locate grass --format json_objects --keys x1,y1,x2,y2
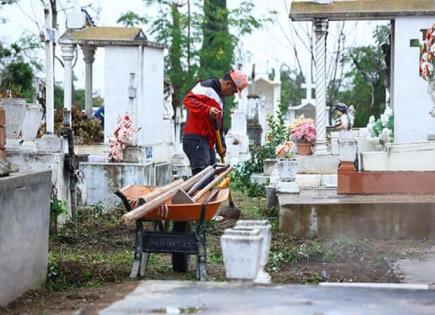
[{"x1": 44, "y1": 189, "x2": 404, "y2": 292}]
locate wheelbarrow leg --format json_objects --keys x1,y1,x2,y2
[
  {"x1": 130, "y1": 219, "x2": 144, "y2": 279},
  {"x1": 197, "y1": 228, "x2": 208, "y2": 281},
  {"x1": 138, "y1": 221, "x2": 159, "y2": 277}
]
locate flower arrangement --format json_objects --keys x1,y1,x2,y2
[
  {"x1": 275, "y1": 140, "x2": 296, "y2": 159},
  {"x1": 366, "y1": 106, "x2": 394, "y2": 149},
  {"x1": 420, "y1": 24, "x2": 435, "y2": 81},
  {"x1": 289, "y1": 115, "x2": 316, "y2": 143},
  {"x1": 108, "y1": 113, "x2": 135, "y2": 161}
]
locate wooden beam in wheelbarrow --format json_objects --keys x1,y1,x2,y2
[
  {"x1": 171, "y1": 167, "x2": 216, "y2": 204},
  {"x1": 172, "y1": 165, "x2": 229, "y2": 204},
  {"x1": 193, "y1": 167, "x2": 233, "y2": 202},
  {"x1": 120, "y1": 166, "x2": 214, "y2": 224},
  {"x1": 117, "y1": 179, "x2": 184, "y2": 207}
]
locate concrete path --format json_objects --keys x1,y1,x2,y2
[
  {"x1": 100, "y1": 281, "x2": 435, "y2": 315},
  {"x1": 394, "y1": 246, "x2": 435, "y2": 284}
]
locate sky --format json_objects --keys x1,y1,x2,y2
[{"x1": 0, "y1": 0, "x2": 383, "y2": 96}]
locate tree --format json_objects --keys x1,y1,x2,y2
[
  {"x1": 279, "y1": 66, "x2": 305, "y2": 115},
  {"x1": 199, "y1": 0, "x2": 233, "y2": 79},
  {"x1": 334, "y1": 24, "x2": 391, "y2": 127},
  {"x1": 1, "y1": 61, "x2": 33, "y2": 98},
  {"x1": 116, "y1": 11, "x2": 148, "y2": 27},
  {"x1": 118, "y1": 0, "x2": 268, "y2": 129}
]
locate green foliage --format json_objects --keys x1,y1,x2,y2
[
  {"x1": 332, "y1": 24, "x2": 391, "y2": 127},
  {"x1": 199, "y1": 0, "x2": 234, "y2": 79},
  {"x1": 0, "y1": 61, "x2": 34, "y2": 101},
  {"x1": 91, "y1": 202, "x2": 105, "y2": 220},
  {"x1": 232, "y1": 112, "x2": 289, "y2": 197},
  {"x1": 50, "y1": 197, "x2": 68, "y2": 223},
  {"x1": 118, "y1": 0, "x2": 269, "y2": 129},
  {"x1": 116, "y1": 11, "x2": 148, "y2": 26}
]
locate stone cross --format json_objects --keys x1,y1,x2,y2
[{"x1": 301, "y1": 62, "x2": 315, "y2": 106}]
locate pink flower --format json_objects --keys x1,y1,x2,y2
[
  {"x1": 290, "y1": 119, "x2": 316, "y2": 143},
  {"x1": 275, "y1": 141, "x2": 295, "y2": 158},
  {"x1": 108, "y1": 112, "x2": 137, "y2": 161}
]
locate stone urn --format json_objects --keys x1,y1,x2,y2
[
  {"x1": 0, "y1": 98, "x2": 27, "y2": 139},
  {"x1": 220, "y1": 228, "x2": 263, "y2": 280},
  {"x1": 277, "y1": 159, "x2": 297, "y2": 182},
  {"x1": 297, "y1": 142, "x2": 312, "y2": 155},
  {"x1": 263, "y1": 158, "x2": 278, "y2": 176},
  {"x1": 235, "y1": 220, "x2": 272, "y2": 284},
  {"x1": 338, "y1": 139, "x2": 358, "y2": 162}
]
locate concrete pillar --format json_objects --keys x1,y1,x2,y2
[
  {"x1": 314, "y1": 18, "x2": 329, "y2": 155},
  {"x1": 44, "y1": 4, "x2": 55, "y2": 133},
  {"x1": 0, "y1": 107, "x2": 5, "y2": 160},
  {"x1": 61, "y1": 44, "x2": 76, "y2": 127},
  {"x1": 82, "y1": 45, "x2": 96, "y2": 118}
]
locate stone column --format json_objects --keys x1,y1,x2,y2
[
  {"x1": 82, "y1": 45, "x2": 96, "y2": 118},
  {"x1": 44, "y1": 4, "x2": 55, "y2": 133},
  {"x1": 314, "y1": 18, "x2": 329, "y2": 155},
  {"x1": 61, "y1": 44, "x2": 76, "y2": 126}
]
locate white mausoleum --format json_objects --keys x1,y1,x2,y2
[{"x1": 291, "y1": 0, "x2": 435, "y2": 143}]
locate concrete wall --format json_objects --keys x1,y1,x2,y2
[
  {"x1": 279, "y1": 202, "x2": 435, "y2": 240},
  {"x1": 80, "y1": 161, "x2": 156, "y2": 207},
  {"x1": 6, "y1": 151, "x2": 69, "y2": 204},
  {"x1": 393, "y1": 17, "x2": 435, "y2": 142},
  {"x1": 0, "y1": 171, "x2": 51, "y2": 306}
]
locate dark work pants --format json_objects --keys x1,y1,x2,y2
[{"x1": 182, "y1": 134, "x2": 216, "y2": 175}]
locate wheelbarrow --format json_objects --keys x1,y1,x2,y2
[{"x1": 115, "y1": 185, "x2": 229, "y2": 281}]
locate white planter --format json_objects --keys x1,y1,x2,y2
[
  {"x1": 0, "y1": 98, "x2": 27, "y2": 139},
  {"x1": 263, "y1": 158, "x2": 278, "y2": 176},
  {"x1": 235, "y1": 220, "x2": 272, "y2": 284},
  {"x1": 220, "y1": 228, "x2": 263, "y2": 280},
  {"x1": 277, "y1": 159, "x2": 297, "y2": 182},
  {"x1": 22, "y1": 104, "x2": 43, "y2": 140},
  {"x1": 338, "y1": 139, "x2": 358, "y2": 162}
]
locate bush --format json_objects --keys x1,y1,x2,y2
[{"x1": 232, "y1": 112, "x2": 289, "y2": 197}]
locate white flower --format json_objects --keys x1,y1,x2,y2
[
  {"x1": 368, "y1": 116, "x2": 375, "y2": 124},
  {"x1": 381, "y1": 114, "x2": 388, "y2": 127},
  {"x1": 379, "y1": 128, "x2": 391, "y2": 143},
  {"x1": 422, "y1": 52, "x2": 429, "y2": 62},
  {"x1": 368, "y1": 136, "x2": 380, "y2": 146},
  {"x1": 384, "y1": 106, "x2": 393, "y2": 117}
]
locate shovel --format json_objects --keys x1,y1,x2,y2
[{"x1": 213, "y1": 118, "x2": 240, "y2": 219}]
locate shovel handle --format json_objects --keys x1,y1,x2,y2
[{"x1": 213, "y1": 118, "x2": 225, "y2": 163}]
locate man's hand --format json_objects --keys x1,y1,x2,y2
[{"x1": 208, "y1": 107, "x2": 221, "y2": 119}]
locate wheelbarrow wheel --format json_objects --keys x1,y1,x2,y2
[{"x1": 172, "y1": 221, "x2": 191, "y2": 272}]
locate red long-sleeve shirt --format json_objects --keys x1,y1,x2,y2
[{"x1": 183, "y1": 78, "x2": 224, "y2": 148}]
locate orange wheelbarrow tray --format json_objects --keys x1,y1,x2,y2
[
  {"x1": 115, "y1": 184, "x2": 229, "y2": 221},
  {"x1": 146, "y1": 188, "x2": 229, "y2": 221}
]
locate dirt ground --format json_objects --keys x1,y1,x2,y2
[{"x1": 1, "y1": 192, "x2": 433, "y2": 315}]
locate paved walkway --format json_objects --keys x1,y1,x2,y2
[
  {"x1": 100, "y1": 281, "x2": 435, "y2": 315},
  {"x1": 394, "y1": 246, "x2": 435, "y2": 284}
]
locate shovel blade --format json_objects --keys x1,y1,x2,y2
[{"x1": 172, "y1": 189, "x2": 195, "y2": 204}]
